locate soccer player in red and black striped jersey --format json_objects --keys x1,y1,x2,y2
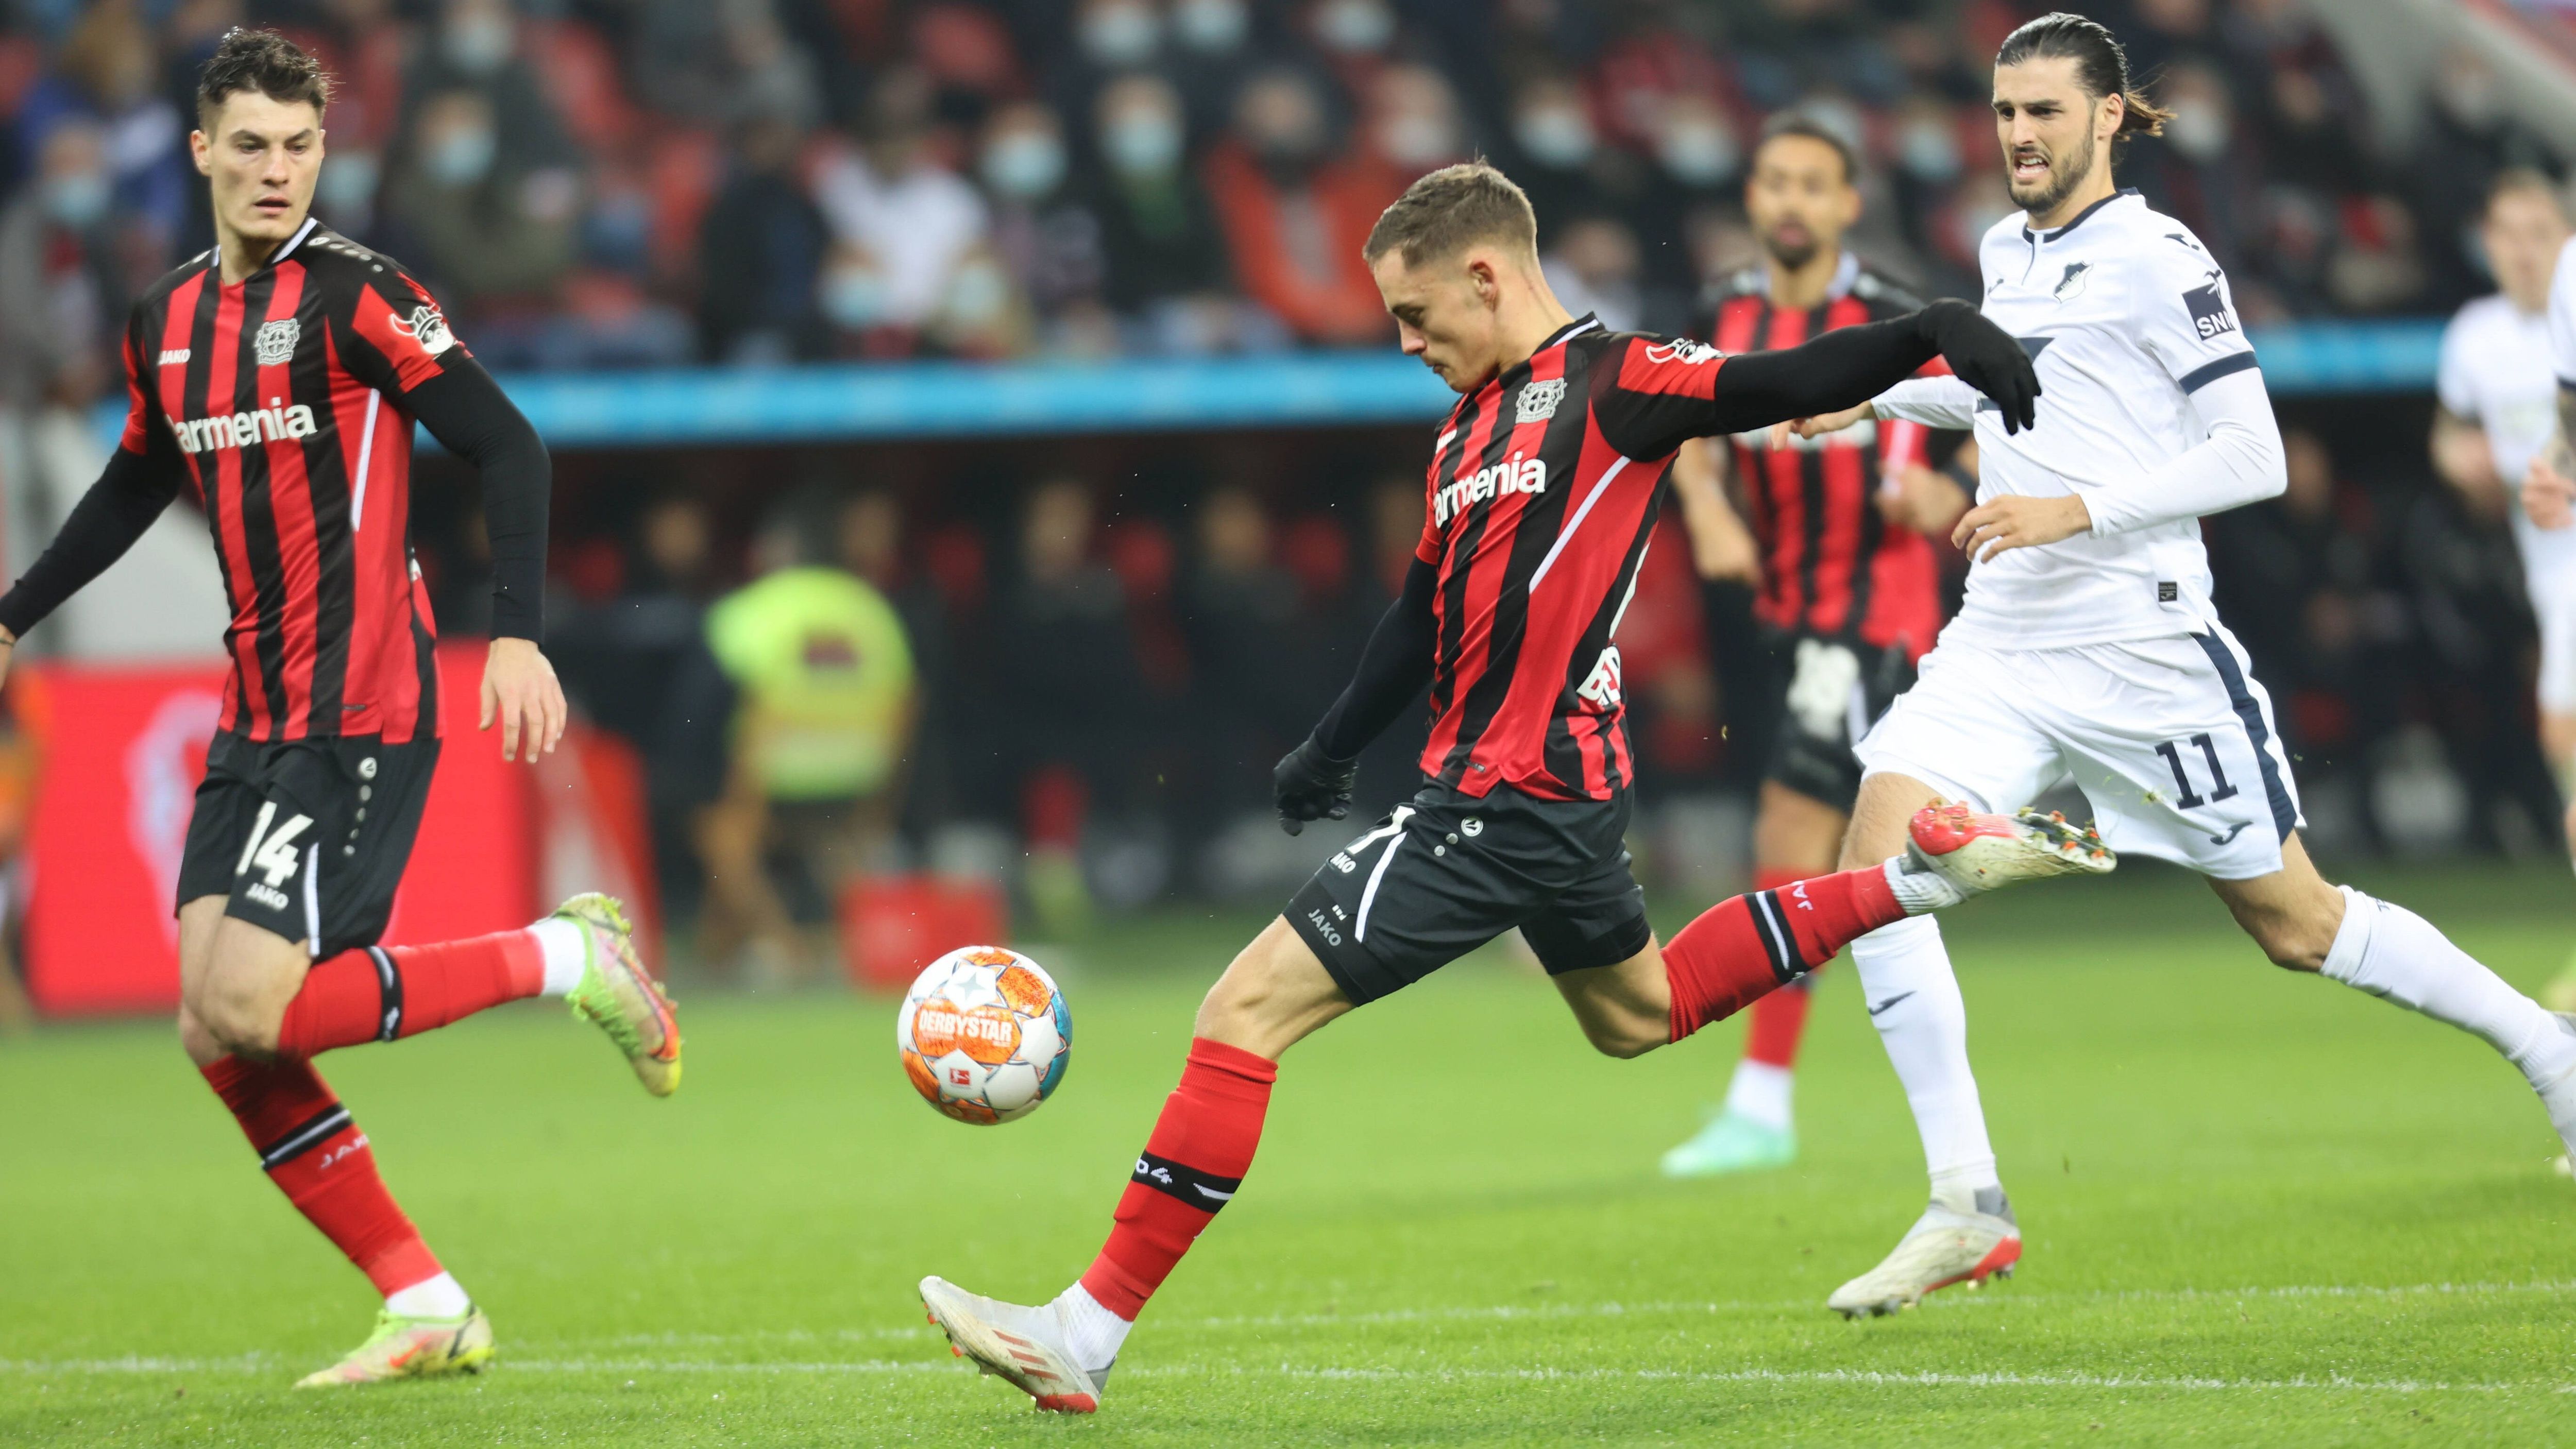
[
  {"x1": 917, "y1": 162, "x2": 2108, "y2": 1414},
  {"x1": 1660, "y1": 117, "x2": 1980, "y2": 1181},
  {"x1": 0, "y1": 30, "x2": 680, "y2": 1387}
]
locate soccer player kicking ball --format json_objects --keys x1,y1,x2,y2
[
  {"x1": 0, "y1": 30, "x2": 680, "y2": 1385},
  {"x1": 1780, "y1": 12, "x2": 2576, "y2": 1318},
  {"x1": 919, "y1": 161, "x2": 2108, "y2": 1414},
  {"x1": 1659, "y1": 115, "x2": 1973, "y2": 1179}
]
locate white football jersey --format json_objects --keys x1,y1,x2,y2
[
  {"x1": 2549, "y1": 233, "x2": 2576, "y2": 390},
  {"x1": 2440, "y1": 288, "x2": 2574, "y2": 589},
  {"x1": 1885, "y1": 189, "x2": 2259, "y2": 650}
]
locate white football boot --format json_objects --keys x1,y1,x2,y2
[
  {"x1": 1902, "y1": 802, "x2": 2114, "y2": 901},
  {"x1": 920, "y1": 1276, "x2": 1108, "y2": 1413},
  {"x1": 1826, "y1": 1187, "x2": 2022, "y2": 1319}
]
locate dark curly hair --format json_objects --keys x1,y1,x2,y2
[{"x1": 195, "y1": 27, "x2": 331, "y2": 129}]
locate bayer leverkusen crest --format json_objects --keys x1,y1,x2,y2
[{"x1": 253, "y1": 319, "x2": 300, "y2": 367}]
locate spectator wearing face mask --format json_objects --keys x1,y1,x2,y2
[
  {"x1": 1630, "y1": 91, "x2": 1746, "y2": 294},
  {"x1": 1364, "y1": 64, "x2": 1469, "y2": 177},
  {"x1": 1201, "y1": 66, "x2": 1398, "y2": 345},
  {"x1": 1090, "y1": 74, "x2": 1230, "y2": 321},
  {"x1": 2125, "y1": 61, "x2": 2253, "y2": 282},
  {"x1": 0, "y1": 119, "x2": 122, "y2": 411},
  {"x1": 811, "y1": 68, "x2": 992, "y2": 352},
  {"x1": 386, "y1": 88, "x2": 580, "y2": 318},
  {"x1": 401, "y1": 0, "x2": 579, "y2": 178},
  {"x1": 698, "y1": 112, "x2": 831, "y2": 363},
  {"x1": 16, "y1": 2, "x2": 188, "y2": 257},
  {"x1": 1503, "y1": 75, "x2": 1618, "y2": 250},
  {"x1": 980, "y1": 100, "x2": 1109, "y2": 337},
  {"x1": 281, "y1": 0, "x2": 413, "y2": 240}
]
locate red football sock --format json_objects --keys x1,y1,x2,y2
[
  {"x1": 1077, "y1": 1037, "x2": 1276, "y2": 1321},
  {"x1": 274, "y1": 931, "x2": 545, "y2": 1057},
  {"x1": 1666, "y1": 864, "x2": 1904, "y2": 1042},
  {"x1": 201, "y1": 1055, "x2": 440, "y2": 1296},
  {"x1": 1741, "y1": 868, "x2": 1820, "y2": 1068}
]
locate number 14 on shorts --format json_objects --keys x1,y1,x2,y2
[
  {"x1": 235, "y1": 800, "x2": 316, "y2": 889},
  {"x1": 2153, "y1": 732, "x2": 2238, "y2": 810}
]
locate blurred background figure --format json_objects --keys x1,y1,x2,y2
[{"x1": 696, "y1": 497, "x2": 917, "y2": 986}]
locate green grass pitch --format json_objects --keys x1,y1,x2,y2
[{"x1": 7, "y1": 860, "x2": 2576, "y2": 1445}]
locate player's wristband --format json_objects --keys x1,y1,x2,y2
[{"x1": 1938, "y1": 458, "x2": 1977, "y2": 500}]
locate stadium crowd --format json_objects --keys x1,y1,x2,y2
[
  {"x1": 2, "y1": 1, "x2": 2572, "y2": 974},
  {"x1": 0, "y1": 0, "x2": 2562, "y2": 379}
]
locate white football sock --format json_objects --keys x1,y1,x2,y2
[
  {"x1": 2320, "y1": 887, "x2": 2576, "y2": 1088},
  {"x1": 1850, "y1": 914, "x2": 2000, "y2": 1214},
  {"x1": 384, "y1": 1271, "x2": 471, "y2": 1319},
  {"x1": 1721, "y1": 1060, "x2": 1794, "y2": 1132},
  {"x1": 529, "y1": 918, "x2": 589, "y2": 998},
  {"x1": 1050, "y1": 1282, "x2": 1131, "y2": 1374},
  {"x1": 1883, "y1": 856, "x2": 1963, "y2": 913}
]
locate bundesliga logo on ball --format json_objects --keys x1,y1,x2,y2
[{"x1": 897, "y1": 947, "x2": 1072, "y2": 1124}]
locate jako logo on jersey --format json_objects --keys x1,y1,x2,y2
[
  {"x1": 1434, "y1": 454, "x2": 1548, "y2": 525},
  {"x1": 253, "y1": 318, "x2": 300, "y2": 366},
  {"x1": 1641, "y1": 338, "x2": 1720, "y2": 366},
  {"x1": 157, "y1": 348, "x2": 191, "y2": 367},
  {"x1": 1515, "y1": 377, "x2": 1566, "y2": 423},
  {"x1": 168, "y1": 399, "x2": 318, "y2": 453},
  {"x1": 391, "y1": 303, "x2": 456, "y2": 355}
]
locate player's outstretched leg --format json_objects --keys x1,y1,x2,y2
[
  {"x1": 260, "y1": 893, "x2": 680, "y2": 1094},
  {"x1": 923, "y1": 920, "x2": 1326, "y2": 1414},
  {"x1": 1667, "y1": 870, "x2": 1813, "y2": 1179}
]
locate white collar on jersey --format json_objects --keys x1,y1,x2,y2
[
  {"x1": 2021, "y1": 186, "x2": 2141, "y2": 244},
  {"x1": 209, "y1": 215, "x2": 319, "y2": 277},
  {"x1": 1535, "y1": 313, "x2": 1604, "y2": 352}
]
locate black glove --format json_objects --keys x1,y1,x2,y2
[
  {"x1": 1273, "y1": 737, "x2": 1358, "y2": 837},
  {"x1": 1915, "y1": 299, "x2": 2040, "y2": 436}
]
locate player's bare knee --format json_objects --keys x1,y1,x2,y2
[
  {"x1": 196, "y1": 987, "x2": 282, "y2": 1059},
  {"x1": 1583, "y1": 1016, "x2": 1665, "y2": 1060}
]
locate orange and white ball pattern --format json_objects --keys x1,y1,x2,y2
[{"x1": 897, "y1": 946, "x2": 1071, "y2": 1124}]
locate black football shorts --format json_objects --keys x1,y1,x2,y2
[
  {"x1": 176, "y1": 731, "x2": 441, "y2": 957},
  {"x1": 1764, "y1": 635, "x2": 1918, "y2": 814},
  {"x1": 1285, "y1": 780, "x2": 1652, "y2": 1006}
]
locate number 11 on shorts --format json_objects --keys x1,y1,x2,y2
[{"x1": 2153, "y1": 733, "x2": 2239, "y2": 811}]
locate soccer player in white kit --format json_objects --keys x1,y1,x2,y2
[
  {"x1": 1787, "y1": 12, "x2": 2576, "y2": 1317},
  {"x1": 2433, "y1": 173, "x2": 2576, "y2": 1007}
]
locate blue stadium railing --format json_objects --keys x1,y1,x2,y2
[{"x1": 92, "y1": 318, "x2": 2444, "y2": 452}]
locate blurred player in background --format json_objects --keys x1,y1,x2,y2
[
  {"x1": 2431, "y1": 173, "x2": 2576, "y2": 1005},
  {"x1": 1661, "y1": 115, "x2": 1974, "y2": 1178},
  {"x1": 1793, "y1": 12, "x2": 2576, "y2": 1317},
  {"x1": 915, "y1": 161, "x2": 2095, "y2": 1415},
  {"x1": 0, "y1": 31, "x2": 680, "y2": 1386}
]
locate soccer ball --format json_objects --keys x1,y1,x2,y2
[{"x1": 897, "y1": 946, "x2": 1071, "y2": 1124}]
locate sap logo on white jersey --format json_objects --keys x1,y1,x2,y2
[
  {"x1": 1434, "y1": 454, "x2": 1548, "y2": 526},
  {"x1": 1515, "y1": 377, "x2": 1566, "y2": 423},
  {"x1": 1575, "y1": 646, "x2": 1623, "y2": 708},
  {"x1": 157, "y1": 348, "x2": 191, "y2": 367},
  {"x1": 391, "y1": 303, "x2": 456, "y2": 355},
  {"x1": 168, "y1": 399, "x2": 319, "y2": 454},
  {"x1": 1642, "y1": 338, "x2": 1720, "y2": 366},
  {"x1": 2183, "y1": 281, "x2": 2238, "y2": 340}
]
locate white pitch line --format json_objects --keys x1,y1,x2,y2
[{"x1": 0, "y1": 1356, "x2": 2556, "y2": 1397}]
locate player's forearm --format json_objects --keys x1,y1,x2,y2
[
  {"x1": 1311, "y1": 557, "x2": 1437, "y2": 760},
  {"x1": 0, "y1": 445, "x2": 183, "y2": 639},
  {"x1": 1872, "y1": 376, "x2": 1981, "y2": 430},
  {"x1": 1700, "y1": 315, "x2": 1941, "y2": 435},
  {"x1": 2083, "y1": 370, "x2": 2285, "y2": 537},
  {"x1": 406, "y1": 356, "x2": 550, "y2": 641}
]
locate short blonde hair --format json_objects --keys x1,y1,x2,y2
[{"x1": 1362, "y1": 161, "x2": 1538, "y2": 268}]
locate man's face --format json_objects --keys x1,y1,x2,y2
[
  {"x1": 2484, "y1": 187, "x2": 2571, "y2": 313},
  {"x1": 1371, "y1": 248, "x2": 1503, "y2": 394},
  {"x1": 192, "y1": 91, "x2": 324, "y2": 249},
  {"x1": 1745, "y1": 134, "x2": 1859, "y2": 270},
  {"x1": 1992, "y1": 57, "x2": 2108, "y2": 217}
]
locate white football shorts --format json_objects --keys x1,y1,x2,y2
[
  {"x1": 2527, "y1": 570, "x2": 2576, "y2": 715},
  {"x1": 1854, "y1": 625, "x2": 2303, "y2": 880}
]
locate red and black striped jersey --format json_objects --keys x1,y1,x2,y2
[
  {"x1": 1707, "y1": 258, "x2": 1945, "y2": 659},
  {"x1": 1412, "y1": 315, "x2": 1773, "y2": 802},
  {"x1": 118, "y1": 218, "x2": 464, "y2": 744}
]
